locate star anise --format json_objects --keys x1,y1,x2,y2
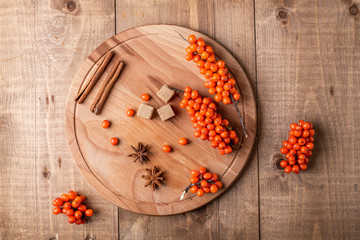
[
  {"x1": 142, "y1": 166, "x2": 164, "y2": 191},
  {"x1": 127, "y1": 142, "x2": 150, "y2": 165}
]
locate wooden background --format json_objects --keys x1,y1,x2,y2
[{"x1": 0, "y1": 0, "x2": 359, "y2": 239}]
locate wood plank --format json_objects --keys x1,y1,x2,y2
[
  {"x1": 0, "y1": 0, "x2": 118, "y2": 239},
  {"x1": 116, "y1": 0, "x2": 258, "y2": 238},
  {"x1": 256, "y1": 0, "x2": 360, "y2": 239}
]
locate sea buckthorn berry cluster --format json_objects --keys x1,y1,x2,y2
[
  {"x1": 52, "y1": 190, "x2": 94, "y2": 225},
  {"x1": 187, "y1": 167, "x2": 223, "y2": 197},
  {"x1": 280, "y1": 120, "x2": 315, "y2": 174},
  {"x1": 179, "y1": 87, "x2": 239, "y2": 154},
  {"x1": 185, "y1": 35, "x2": 241, "y2": 104}
]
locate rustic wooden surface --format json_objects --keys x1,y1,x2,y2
[
  {"x1": 65, "y1": 25, "x2": 256, "y2": 215},
  {"x1": 0, "y1": 0, "x2": 359, "y2": 239}
]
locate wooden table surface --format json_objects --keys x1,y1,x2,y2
[{"x1": 1, "y1": 0, "x2": 359, "y2": 239}]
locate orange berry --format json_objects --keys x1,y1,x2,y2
[
  {"x1": 53, "y1": 207, "x2": 61, "y2": 215},
  {"x1": 185, "y1": 53, "x2": 193, "y2": 61},
  {"x1": 74, "y1": 211, "x2": 82, "y2": 219},
  {"x1": 85, "y1": 209, "x2": 93, "y2": 217},
  {"x1": 214, "y1": 93, "x2": 222, "y2": 102},
  {"x1": 199, "y1": 166, "x2": 206, "y2": 174},
  {"x1": 68, "y1": 216, "x2": 76, "y2": 224},
  {"x1": 190, "y1": 185, "x2": 198, "y2": 193},
  {"x1": 66, "y1": 208, "x2": 74, "y2": 216},
  {"x1": 197, "y1": 188, "x2": 204, "y2": 197},
  {"x1": 201, "y1": 51, "x2": 209, "y2": 60},
  {"x1": 189, "y1": 43, "x2": 197, "y2": 52},
  {"x1": 126, "y1": 109, "x2": 135, "y2": 117},
  {"x1": 196, "y1": 46, "x2": 204, "y2": 53},
  {"x1": 197, "y1": 38, "x2": 205, "y2": 46},
  {"x1": 191, "y1": 169, "x2": 199, "y2": 177},
  {"x1": 207, "y1": 54, "x2": 216, "y2": 62},
  {"x1": 216, "y1": 60, "x2": 225, "y2": 68},
  {"x1": 162, "y1": 145, "x2": 172, "y2": 153},
  {"x1": 200, "y1": 180, "x2": 209, "y2": 188},
  {"x1": 193, "y1": 54, "x2": 201, "y2": 62},
  {"x1": 78, "y1": 204, "x2": 87, "y2": 212},
  {"x1": 205, "y1": 45, "x2": 213, "y2": 54},
  {"x1": 203, "y1": 172, "x2": 212, "y2": 180},
  {"x1": 233, "y1": 93, "x2": 240, "y2": 101},
  {"x1": 141, "y1": 93, "x2": 150, "y2": 101},
  {"x1": 52, "y1": 198, "x2": 63, "y2": 207},
  {"x1": 110, "y1": 137, "x2": 118, "y2": 146},
  {"x1": 215, "y1": 181, "x2": 223, "y2": 189},
  {"x1": 210, "y1": 184, "x2": 218, "y2": 193},
  {"x1": 63, "y1": 202, "x2": 71, "y2": 209},
  {"x1": 190, "y1": 176, "x2": 199, "y2": 184},
  {"x1": 188, "y1": 35, "x2": 196, "y2": 43},
  {"x1": 102, "y1": 120, "x2": 110, "y2": 128},
  {"x1": 178, "y1": 138, "x2": 188, "y2": 145},
  {"x1": 203, "y1": 187, "x2": 210, "y2": 193},
  {"x1": 211, "y1": 173, "x2": 218, "y2": 181},
  {"x1": 61, "y1": 194, "x2": 70, "y2": 202}
]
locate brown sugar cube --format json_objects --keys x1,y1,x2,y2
[
  {"x1": 156, "y1": 84, "x2": 175, "y2": 103},
  {"x1": 137, "y1": 103, "x2": 154, "y2": 119},
  {"x1": 157, "y1": 104, "x2": 175, "y2": 121}
]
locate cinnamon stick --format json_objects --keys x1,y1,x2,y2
[
  {"x1": 92, "y1": 61, "x2": 125, "y2": 115},
  {"x1": 74, "y1": 51, "x2": 114, "y2": 103},
  {"x1": 90, "y1": 60, "x2": 121, "y2": 111}
]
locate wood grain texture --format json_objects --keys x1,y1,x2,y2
[
  {"x1": 256, "y1": 0, "x2": 360, "y2": 239},
  {"x1": 65, "y1": 25, "x2": 256, "y2": 215},
  {"x1": 0, "y1": 0, "x2": 118, "y2": 239},
  {"x1": 115, "y1": 0, "x2": 258, "y2": 239}
]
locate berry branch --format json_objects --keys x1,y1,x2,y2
[{"x1": 175, "y1": 31, "x2": 248, "y2": 138}]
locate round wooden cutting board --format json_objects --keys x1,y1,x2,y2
[{"x1": 65, "y1": 25, "x2": 256, "y2": 215}]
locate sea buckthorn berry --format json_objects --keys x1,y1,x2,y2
[
  {"x1": 194, "y1": 131, "x2": 201, "y2": 138},
  {"x1": 300, "y1": 146, "x2": 309, "y2": 154},
  {"x1": 284, "y1": 165, "x2": 292, "y2": 173},
  {"x1": 193, "y1": 54, "x2": 201, "y2": 63},
  {"x1": 197, "y1": 188, "x2": 204, "y2": 197},
  {"x1": 126, "y1": 109, "x2": 135, "y2": 117},
  {"x1": 204, "y1": 61, "x2": 212, "y2": 69},
  {"x1": 290, "y1": 123, "x2": 297, "y2": 130},
  {"x1": 298, "y1": 120, "x2": 305, "y2": 125},
  {"x1": 203, "y1": 172, "x2": 212, "y2": 180},
  {"x1": 110, "y1": 137, "x2": 119, "y2": 146},
  {"x1": 66, "y1": 209, "x2": 74, "y2": 216},
  {"x1": 289, "y1": 149, "x2": 297, "y2": 156},
  {"x1": 201, "y1": 51, "x2": 209, "y2": 60},
  {"x1": 214, "y1": 93, "x2": 222, "y2": 102},
  {"x1": 207, "y1": 54, "x2": 216, "y2": 62},
  {"x1": 68, "y1": 216, "x2": 76, "y2": 224},
  {"x1": 224, "y1": 146, "x2": 232, "y2": 154},
  {"x1": 162, "y1": 145, "x2": 172, "y2": 153},
  {"x1": 223, "y1": 97, "x2": 231, "y2": 105},
  {"x1": 78, "y1": 205, "x2": 87, "y2": 212},
  {"x1": 52, "y1": 198, "x2": 63, "y2": 207},
  {"x1": 297, "y1": 158, "x2": 305, "y2": 165},
  {"x1": 292, "y1": 165, "x2": 300, "y2": 174},
  {"x1": 216, "y1": 60, "x2": 225, "y2": 68},
  {"x1": 197, "y1": 60, "x2": 205, "y2": 68},
  {"x1": 191, "y1": 90, "x2": 199, "y2": 99},
  {"x1": 215, "y1": 181, "x2": 223, "y2": 189},
  {"x1": 53, "y1": 207, "x2": 61, "y2": 215},
  {"x1": 280, "y1": 160, "x2": 288, "y2": 168},
  {"x1": 102, "y1": 120, "x2": 110, "y2": 128},
  {"x1": 185, "y1": 53, "x2": 193, "y2": 61},
  {"x1": 223, "y1": 137, "x2": 231, "y2": 144},
  {"x1": 200, "y1": 67, "x2": 207, "y2": 75},
  {"x1": 68, "y1": 190, "x2": 77, "y2": 200},
  {"x1": 85, "y1": 209, "x2": 93, "y2": 217},
  {"x1": 189, "y1": 43, "x2": 197, "y2": 52},
  {"x1": 300, "y1": 164, "x2": 307, "y2": 171},
  {"x1": 62, "y1": 208, "x2": 67, "y2": 214},
  {"x1": 294, "y1": 130, "x2": 302, "y2": 137},
  {"x1": 141, "y1": 93, "x2": 150, "y2": 101},
  {"x1": 199, "y1": 167, "x2": 206, "y2": 174},
  {"x1": 302, "y1": 130, "x2": 310, "y2": 137},
  {"x1": 280, "y1": 147, "x2": 289, "y2": 154},
  {"x1": 178, "y1": 138, "x2": 188, "y2": 145},
  {"x1": 310, "y1": 129, "x2": 315, "y2": 136},
  {"x1": 203, "y1": 187, "x2": 210, "y2": 193},
  {"x1": 302, "y1": 122, "x2": 311, "y2": 130},
  {"x1": 288, "y1": 136, "x2": 297, "y2": 144},
  {"x1": 233, "y1": 93, "x2": 241, "y2": 101},
  {"x1": 191, "y1": 169, "x2": 199, "y2": 177},
  {"x1": 306, "y1": 142, "x2": 314, "y2": 150},
  {"x1": 63, "y1": 202, "x2": 71, "y2": 209},
  {"x1": 200, "y1": 180, "x2": 208, "y2": 188},
  {"x1": 205, "y1": 45, "x2": 213, "y2": 53},
  {"x1": 196, "y1": 46, "x2": 205, "y2": 54},
  {"x1": 190, "y1": 176, "x2": 199, "y2": 184},
  {"x1": 186, "y1": 46, "x2": 193, "y2": 54},
  {"x1": 197, "y1": 38, "x2": 205, "y2": 46},
  {"x1": 190, "y1": 185, "x2": 198, "y2": 193},
  {"x1": 211, "y1": 173, "x2": 218, "y2": 181},
  {"x1": 298, "y1": 138, "x2": 306, "y2": 145},
  {"x1": 74, "y1": 211, "x2": 82, "y2": 219},
  {"x1": 210, "y1": 184, "x2": 218, "y2": 193},
  {"x1": 188, "y1": 35, "x2": 196, "y2": 43},
  {"x1": 218, "y1": 68, "x2": 227, "y2": 76}
]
